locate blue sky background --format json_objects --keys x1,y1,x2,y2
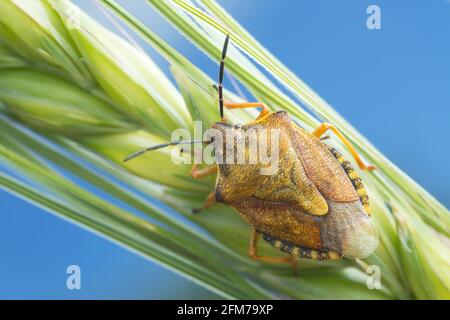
[{"x1": 0, "y1": 0, "x2": 449, "y2": 299}]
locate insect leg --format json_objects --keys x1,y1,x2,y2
[
  {"x1": 249, "y1": 228, "x2": 298, "y2": 275},
  {"x1": 224, "y1": 102, "x2": 270, "y2": 120},
  {"x1": 190, "y1": 164, "x2": 218, "y2": 179},
  {"x1": 192, "y1": 191, "x2": 216, "y2": 214},
  {"x1": 190, "y1": 165, "x2": 218, "y2": 213},
  {"x1": 312, "y1": 122, "x2": 376, "y2": 171}
]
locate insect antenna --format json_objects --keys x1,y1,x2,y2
[
  {"x1": 218, "y1": 34, "x2": 230, "y2": 120},
  {"x1": 123, "y1": 140, "x2": 204, "y2": 162}
]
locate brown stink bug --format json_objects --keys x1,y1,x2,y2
[{"x1": 124, "y1": 35, "x2": 379, "y2": 271}]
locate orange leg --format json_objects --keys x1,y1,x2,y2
[
  {"x1": 193, "y1": 191, "x2": 216, "y2": 214},
  {"x1": 190, "y1": 164, "x2": 218, "y2": 179},
  {"x1": 190, "y1": 165, "x2": 218, "y2": 213},
  {"x1": 249, "y1": 228, "x2": 298, "y2": 275},
  {"x1": 224, "y1": 102, "x2": 270, "y2": 121},
  {"x1": 312, "y1": 122, "x2": 376, "y2": 171}
]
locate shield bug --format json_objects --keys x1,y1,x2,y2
[{"x1": 125, "y1": 35, "x2": 379, "y2": 270}]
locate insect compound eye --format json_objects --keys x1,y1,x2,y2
[
  {"x1": 275, "y1": 110, "x2": 288, "y2": 116},
  {"x1": 234, "y1": 123, "x2": 242, "y2": 129}
]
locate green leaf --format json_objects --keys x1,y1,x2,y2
[{"x1": 0, "y1": 68, "x2": 132, "y2": 135}]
